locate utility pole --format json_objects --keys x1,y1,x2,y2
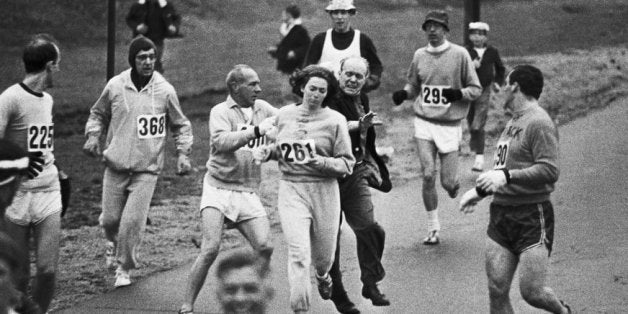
[
  {"x1": 464, "y1": 0, "x2": 481, "y2": 47},
  {"x1": 107, "y1": 0, "x2": 116, "y2": 81}
]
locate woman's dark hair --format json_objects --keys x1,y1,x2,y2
[{"x1": 289, "y1": 65, "x2": 339, "y2": 108}]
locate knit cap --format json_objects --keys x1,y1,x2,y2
[{"x1": 128, "y1": 35, "x2": 157, "y2": 67}]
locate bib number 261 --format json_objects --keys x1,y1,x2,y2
[
  {"x1": 137, "y1": 114, "x2": 166, "y2": 139},
  {"x1": 280, "y1": 140, "x2": 316, "y2": 164}
]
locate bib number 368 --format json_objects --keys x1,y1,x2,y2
[
  {"x1": 27, "y1": 124, "x2": 54, "y2": 152},
  {"x1": 280, "y1": 139, "x2": 316, "y2": 164},
  {"x1": 137, "y1": 114, "x2": 166, "y2": 139}
]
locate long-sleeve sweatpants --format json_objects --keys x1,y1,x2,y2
[{"x1": 277, "y1": 178, "x2": 341, "y2": 312}]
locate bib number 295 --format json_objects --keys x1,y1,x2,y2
[
  {"x1": 280, "y1": 140, "x2": 316, "y2": 164},
  {"x1": 422, "y1": 85, "x2": 450, "y2": 106},
  {"x1": 27, "y1": 124, "x2": 54, "y2": 152},
  {"x1": 137, "y1": 114, "x2": 166, "y2": 139}
]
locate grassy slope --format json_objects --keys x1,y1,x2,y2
[{"x1": 1, "y1": 0, "x2": 627, "y2": 311}]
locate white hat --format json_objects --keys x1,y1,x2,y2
[
  {"x1": 325, "y1": 0, "x2": 356, "y2": 11},
  {"x1": 469, "y1": 21, "x2": 490, "y2": 32}
]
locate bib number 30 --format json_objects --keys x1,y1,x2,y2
[
  {"x1": 280, "y1": 139, "x2": 316, "y2": 164},
  {"x1": 27, "y1": 124, "x2": 54, "y2": 152},
  {"x1": 137, "y1": 114, "x2": 166, "y2": 139},
  {"x1": 493, "y1": 140, "x2": 509, "y2": 169}
]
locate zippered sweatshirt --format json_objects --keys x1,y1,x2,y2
[
  {"x1": 205, "y1": 96, "x2": 278, "y2": 192},
  {"x1": 406, "y1": 40, "x2": 482, "y2": 124},
  {"x1": 85, "y1": 68, "x2": 193, "y2": 174},
  {"x1": 273, "y1": 103, "x2": 355, "y2": 181}
]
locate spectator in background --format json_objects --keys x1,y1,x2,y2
[
  {"x1": 466, "y1": 22, "x2": 505, "y2": 171},
  {"x1": 267, "y1": 4, "x2": 311, "y2": 102},
  {"x1": 216, "y1": 249, "x2": 274, "y2": 314},
  {"x1": 126, "y1": 0, "x2": 182, "y2": 73},
  {"x1": 304, "y1": 0, "x2": 383, "y2": 93}
]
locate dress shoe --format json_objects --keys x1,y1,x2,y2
[
  {"x1": 331, "y1": 293, "x2": 360, "y2": 314},
  {"x1": 361, "y1": 283, "x2": 390, "y2": 306}
]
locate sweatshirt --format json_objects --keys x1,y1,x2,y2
[
  {"x1": 406, "y1": 40, "x2": 482, "y2": 124},
  {"x1": 493, "y1": 105, "x2": 560, "y2": 205},
  {"x1": 273, "y1": 103, "x2": 354, "y2": 181},
  {"x1": 205, "y1": 96, "x2": 278, "y2": 192},
  {"x1": 85, "y1": 68, "x2": 193, "y2": 174}
]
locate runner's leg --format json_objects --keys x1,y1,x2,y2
[
  {"x1": 485, "y1": 237, "x2": 518, "y2": 314},
  {"x1": 32, "y1": 211, "x2": 61, "y2": 313},
  {"x1": 518, "y1": 245, "x2": 569, "y2": 313},
  {"x1": 181, "y1": 207, "x2": 225, "y2": 311}
]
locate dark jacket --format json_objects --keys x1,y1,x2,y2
[
  {"x1": 466, "y1": 45, "x2": 505, "y2": 87},
  {"x1": 126, "y1": 0, "x2": 182, "y2": 44},
  {"x1": 274, "y1": 25, "x2": 310, "y2": 74},
  {"x1": 329, "y1": 93, "x2": 392, "y2": 192}
]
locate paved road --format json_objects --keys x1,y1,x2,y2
[{"x1": 58, "y1": 99, "x2": 628, "y2": 313}]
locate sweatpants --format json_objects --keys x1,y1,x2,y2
[
  {"x1": 99, "y1": 167, "x2": 158, "y2": 270},
  {"x1": 277, "y1": 178, "x2": 341, "y2": 312}
]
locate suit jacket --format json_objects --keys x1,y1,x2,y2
[
  {"x1": 126, "y1": 0, "x2": 182, "y2": 43},
  {"x1": 329, "y1": 93, "x2": 392, "y2": 192}
]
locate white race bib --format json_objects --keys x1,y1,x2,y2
[
  {"x1": 421, "y1": 85, "x2": 451, "y2": 107},
  {"x1": 279, "y1": 139, "x2": 316, "y2": 164},
  {"x1": 237, "y1": 124, "x2": 268, "y2": 152},
  {"x1": 493, "y1": 139, "x2": 510, "y2": 169},
  {"x1": 27, "y1": 123, "x2": 54, "y2": 152},
  {"x1": 137, "y1": 114, "x2": 166, "y2": 139}
]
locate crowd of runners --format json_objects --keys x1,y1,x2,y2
[{"x1": 0, "y1": 0, "x2": 574, "y2": 313}]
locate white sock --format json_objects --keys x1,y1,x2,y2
[
  {"x1": 475, "y1": 154, "x2": 484, "y2": 164},
  {"x1": 427, "y1": 209, "x2": 440, "y2": 232}
]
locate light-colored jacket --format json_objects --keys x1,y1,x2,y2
[
  {"x1": 206, "y1": 96, "x2": 278, "y2": 192},
  {"x1": 85, "y1": 69, "x2": 193, "y2": 174}
]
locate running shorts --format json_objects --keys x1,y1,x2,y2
[
  {"x1": 413, "y1": 116, "x2": 462, "y2": 154},
  {"x1": 5, "y1": 190, "x2": 62, "y2": 226},
  {"x1": 487, "y1": 201, "x2": 555, "y2": 256},
  {"x1": 200, "y1": 182, "x2": 266, "y2": 227}
]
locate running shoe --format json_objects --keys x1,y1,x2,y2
[
  {"x1": 316, "y1": 273, "x2": 333, "y2": 300},
  {"x1": 423, "y1": 230, "x2": 440, "y2": 245},
  {"x1": 105, "y1": 241, "x2": 116, "y2": 270},
  {"x1": 114, "y1": 267, "x2": 131, "y2": 288}
]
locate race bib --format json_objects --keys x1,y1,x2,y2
[
  {"x1": 279, "y1": 139, "x2": 316, "y2": 164},
  {"x1": 421, "y1": 85, "x2": 451, "y2": 107},
  {"x1": 137, "y1": 114, "x2": 166, "y2": 139},
  {"x1": 27, "y1": 123, "x2": 54, "y2": 152},
  {"x1": 493, "y1": 139, "x2": 510, "y2": 169},
  {"x1": 237, "y1": 124, "x2": 268, "y2": 152}
]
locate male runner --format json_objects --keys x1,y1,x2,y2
[
  {"x1": 179, "y1": 64, "x2": 276, "y2": 314},
  {"x1": 0, "y1": 34, "x2": 62, "y2": 313},
  {"x1": 83, "y1": 35, "x2": 193, "y2": 288},
  {"x1": 459, "y1": 65, "x2": 571, "y2": 314},
  {"x1": 392, "y1": 10, "x2": 481, "y2": 244}
]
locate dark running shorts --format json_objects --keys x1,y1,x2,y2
[{"x1": 487, "y1": 201, "x2": 555, "y2": 256}]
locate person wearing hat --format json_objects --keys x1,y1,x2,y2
[
  {"x1": 304, "y1": 0, "x2": 383, "y2": 93},
  {"x1": 466, "y1": 21, "x2": 505, "y2": 172},
  {"x1": 83, "y1": 35, "x2": 193, "y2": 288},
  {"x1": 391, "y1": 10, "x2": 481, "y2": 245},
  {"x1": 126, "y1": 0, "x2": 182, "y2": 73},
  {"x1": 0, "y1": 34, "x2": 63, "y2": 314}
]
